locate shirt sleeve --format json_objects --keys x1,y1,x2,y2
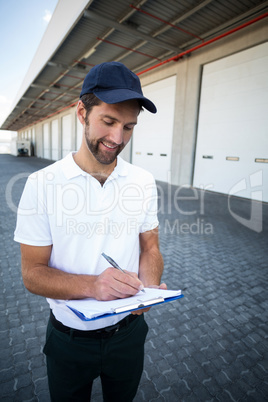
[{"x1": 14, "y1": 172, "x2": 53, "y2": 246}]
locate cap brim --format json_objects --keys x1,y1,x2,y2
[{"x1": 94, "y1": 88, "x2": 157, "y2": 113}]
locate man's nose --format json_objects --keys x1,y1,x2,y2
[{"x1": 110, "y1": 125, "x2": 124, "y2": 145}]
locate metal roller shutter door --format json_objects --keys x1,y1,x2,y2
[
  {"x1": 193, "y1": 42, "x2": 268, "y2": 202},
  {"x1": 132, "y1": 76, "x2": 176, "y2": 182}
]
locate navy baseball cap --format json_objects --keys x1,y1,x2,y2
[{"x1": 80, "y1": 61, "x2": 157, "y2": 113}]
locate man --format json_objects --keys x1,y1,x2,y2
[{"x1": 14, "y1": 61, "x2": 165, "y2": 401}]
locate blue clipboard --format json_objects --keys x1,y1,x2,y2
[{"x1": 67, "y1": 293, "x2": 184, "y2": 321}]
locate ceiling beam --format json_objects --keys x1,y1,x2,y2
[
  {"x1": 180, "y1": 1, "x2": 268, "y2": 49},
  {"x1": 137, "y1": 0, "x2": 214, "y2": 38},
  {"x1": 83, "y1": 9, "x2": 181, "y2": 53}
]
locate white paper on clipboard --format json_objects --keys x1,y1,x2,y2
[{"x1": 66, "y1": 288, "x2": 182, "y2": 321}]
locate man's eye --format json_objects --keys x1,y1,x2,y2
[
  {"x1": 124, "y1": 126, "x2": 133, "y2": 131},
  {"x1": 104, "y1": 120, "x2": 113, "y2": 126}
]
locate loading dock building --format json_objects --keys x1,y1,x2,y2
[{"x1": 1, "y1": 0, "x2": 268, "y2": 201}]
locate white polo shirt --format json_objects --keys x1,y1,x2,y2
[{"x1": 14, "y1": 152, "x2": 159, "y2": 330}]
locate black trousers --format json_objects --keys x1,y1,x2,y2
[{"x1": 43, "y1": 314, "x2": 148, "y2": 402}]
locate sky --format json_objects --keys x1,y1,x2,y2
[{"x1": 0, "y1": 0, "x2": 58, "y2": 147}]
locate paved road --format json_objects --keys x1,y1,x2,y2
[{"x1": 0, "y1": 154, "x2": 267, "y2": 401}]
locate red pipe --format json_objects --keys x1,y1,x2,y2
[
  {"x1": 48, "y1": 91, "x2": 74, "y2": 98},
  {"x1": 28, "y1": 101, "x2": 78, "y2": 127},
  {"x1": 97, "y1": 37, "x2": 162, "y2": 61},
  {"x1": 18, "y1": 12, "x2": 268, "y2": 131},
  {"x1": 130, "y1": 4, "x2": 204, "y2": 42},
  {"x1": 51, "y1": 83, "x2": 75, "y2": 88},
  {"x1": 74, "y1": 60, "x2": 95, "y2": 67},
  {"x1": 59, "y1": 73, "x2": 83, "y2": 80},
  {"x1": 137, "y1": 12, "x2": 268, "y2": 75}
]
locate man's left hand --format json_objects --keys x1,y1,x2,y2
[{"x1": 131, "y1": 282, "x2": 167, "y2": 315}]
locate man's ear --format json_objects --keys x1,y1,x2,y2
[{"x1": 77, "y1": 100, "x2": 86, "y2": 124}]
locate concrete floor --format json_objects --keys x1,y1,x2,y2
[{"x1": 0, "y1": 154, "x2": 267, "y2": 401}]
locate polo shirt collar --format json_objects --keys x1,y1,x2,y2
[
  {"x1": 61, "y1": 152, "x2": 86, "y2": 180},
  {"x1": 111, "y1": 156, "x2": 128, "y2": 178},
  {"x1": 62, "y1": 152, "x2": 128, "y2": 180}
]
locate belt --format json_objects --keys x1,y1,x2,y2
[{"x1": 50, "y1": 310, "x2": 138, "y2": 339}]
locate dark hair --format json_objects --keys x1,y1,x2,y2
[
  {"x1": 81, "y1": 93, "x2": 143, "y2": 120},
  {"x1": 80, "y1": 93, "x2": 102, "y2": 119}
]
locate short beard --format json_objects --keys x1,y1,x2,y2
[{"x1": 84, "y1": 121, "x2": 124, "y2": 165}]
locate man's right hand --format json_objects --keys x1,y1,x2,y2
[
  {"x1": 93, "y1": 268, "x2": 144, "y2": 301},
  {"x1": 21, "y1": 244, "x2": 143, "y2": 301}
]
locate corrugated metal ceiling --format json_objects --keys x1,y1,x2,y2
[{"x1": 1, "y1": 0, "x2": 267, "y2": 131}]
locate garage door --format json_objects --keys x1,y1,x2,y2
[
  {"x1": 193, "y1": 42, "x2": 268, "y2": 202},
  {"x1": 62, "y1": 114, "x2": 72, "y2": 158},
  {"x1": 43, "y1": 122, "x2": 50, "y2": 159},
  {"x1": 76, "y1": 115, "x2": 83, "y2": 151},
  {"x1": 51, "y1": 119, "x2": 59, "y2": 160},
  {"x1": 132, "y1": 75, "x2": 176, "y2": 182}
]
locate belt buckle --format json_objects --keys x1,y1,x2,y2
[{"x1": 103, "y1": 323, "x2": 120, "y2": 338}]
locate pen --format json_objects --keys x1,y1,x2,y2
[{"x1": 101, "y1": 252, "x2": 145, "y2": 293}]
